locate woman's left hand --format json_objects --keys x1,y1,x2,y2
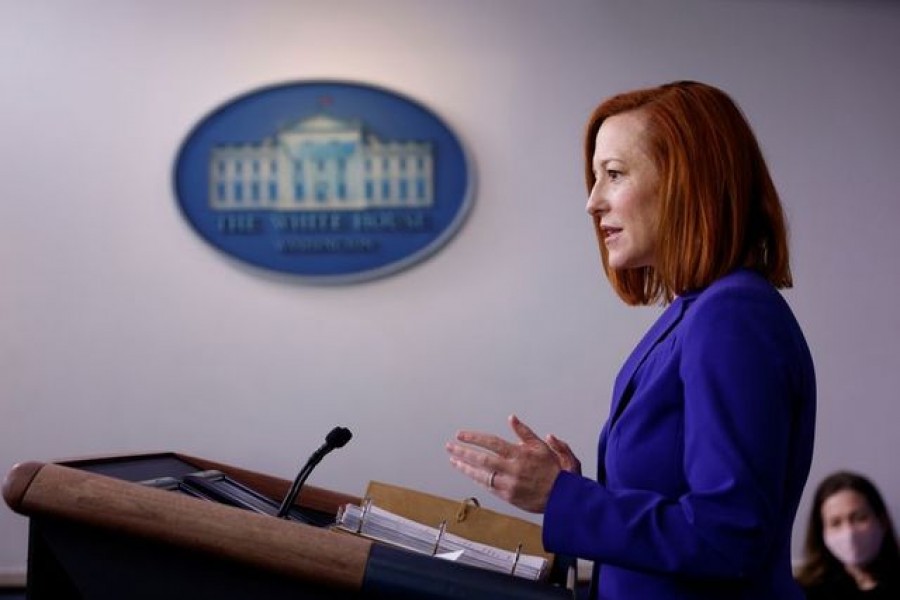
[{"x1": 445, "y1": 414, "x2": 579, "y2": 513}]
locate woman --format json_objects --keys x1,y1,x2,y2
[
  {"x1": 446, "y1": 81, "x2": 817, "y2": 599},
  {"x1": 796, "y1": 471, "x2": 900, "y2": 599}
]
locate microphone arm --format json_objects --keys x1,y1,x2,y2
[{"x1": 276, "y1": 426, "x2": 352, "y2": 519}]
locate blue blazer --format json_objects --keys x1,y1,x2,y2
[{"x1": 543, "y1": 269, "x2": 816, "y2": 599}]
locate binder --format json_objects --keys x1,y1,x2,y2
[{"x1": 334, "y1": 480, "x2": 553, "y2": 580}]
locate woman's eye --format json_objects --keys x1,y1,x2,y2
[{"x1": 607, "y1": 170, "x2": 621, "y2": 180}]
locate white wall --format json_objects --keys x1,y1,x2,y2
[{"x1": 2, "y1": 0, "x2": 899, "y2": 576}]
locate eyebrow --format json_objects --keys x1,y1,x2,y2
[{"x1": 594, "y1": 157, "x2": 624, "y2": 168}]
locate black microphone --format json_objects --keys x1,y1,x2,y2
[{"x1": 276, "y1": 426, "x2": 352, "y2": 519}]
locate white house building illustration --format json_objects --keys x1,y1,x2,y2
[{"x1": 209, "y1": 114, "x2": 434, "y2": 211}]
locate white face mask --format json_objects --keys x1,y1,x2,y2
[{"x1": 824, "y1": 525, "x2": 885, "y2": 566}]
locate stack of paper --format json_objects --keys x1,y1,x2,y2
[{"x1": 335, "y1": 502, "x2": 548, "y2": 580}]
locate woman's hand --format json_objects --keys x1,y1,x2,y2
[{"x1": 445, "y1": 414, "x2": 581, "y2": 513}]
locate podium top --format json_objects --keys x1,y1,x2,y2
[{"x1": 4, "y1": 453, "x2": 571, "y2": 599}]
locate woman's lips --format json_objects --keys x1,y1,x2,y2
[{"x1": 601, "y1": 225, "x2": 622, "y2": 244}]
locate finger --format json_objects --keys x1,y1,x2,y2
[
  {"x1": 508, "y1": 414, "x2": 542, "y2": 444},
  {"x1": 445, "y1": 441, "x2": 499, "y2": 471},
  {"x1": 545, "y1": 434, "x2": 572, "y2": 455},
  {"x1": 454, "y1": 430, "x2": 515, "y2": 458},
  {"x1": 448, "y1": 455, "x2": 498, "y2": 490},
  {"x1": 545, "y1": 434, "x2": 581, "y2": 472}
]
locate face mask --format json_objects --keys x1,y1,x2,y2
[{"x1": 824, "y1": 525, "x2": 885, "y2": 566}]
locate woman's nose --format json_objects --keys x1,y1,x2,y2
[{"x1": 586, "y1": 183, "x2": 606, "y2": 215}]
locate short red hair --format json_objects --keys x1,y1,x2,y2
[{"x1": 584, "y1": 81, "x2": 792, "y2": 305}]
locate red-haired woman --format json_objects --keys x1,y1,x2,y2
[{"x1": 447, "y1": 81, "x2": 816, "y2": 599}]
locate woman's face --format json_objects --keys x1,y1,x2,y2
[
  {"x1": 821, "y1": 489, "x2": 885, "y2": 566},
  {"x1": 586, "y1": 110, "x2": 661, "y2": 271}
]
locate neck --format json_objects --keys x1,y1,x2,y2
[{"x1": 844, "y1": 564, "x2": 878, "y2": 590}]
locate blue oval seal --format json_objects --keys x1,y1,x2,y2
[{"x1": 173, "y1": 80, "x2": 473, "y2": 283}]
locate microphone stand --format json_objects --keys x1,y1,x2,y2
[
  {"x1": 276, "y1": 453, "x2": 323, "y2": 518},
  {"x1": 276, "y1": 426, "x2": 352, "y2": 519}
]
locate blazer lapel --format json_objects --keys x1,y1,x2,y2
[
  {"x1": 609, "y1": 296, "x2": 691, "y2": 425},
  {"x1": 596, "y1": 297, "x2": 691, "y2": 484}
]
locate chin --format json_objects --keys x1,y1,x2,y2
[
  {"x1": 608, "y1": 257, "x2": 650, "y2": 271},
  {"x1": 607, "y1": 256, "x2": 633, "y2": 270}
]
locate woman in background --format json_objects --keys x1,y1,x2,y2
[
  {"x1": 446, "y1": 81, "x2": 817, "y2": 599},
  {"x1": 796, "y1": 471, "x2": 900, "y2": 599}
]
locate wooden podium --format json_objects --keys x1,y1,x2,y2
[{"x1": 3, "y1": 453, "x2": 572, "y2": 599}]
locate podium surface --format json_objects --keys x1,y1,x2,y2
[{"x1": 3, "y1": 453, "x2": 571, "y2": 599}]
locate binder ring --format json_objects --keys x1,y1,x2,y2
[
  {"x1": 510, "y1": 543, "x2": 522, "y2": 576},
  {"x1": 356, "y1": 497, "x2": 373, "y2": 534},
  {"x1": 431, "y1": 520, "x2": 448, "y2": 556},
  {"x1": 455, "y1": 497, "x2": 480, "y2": 522}
]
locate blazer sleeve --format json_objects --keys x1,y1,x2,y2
[{"x1": 543, "y1": 283, "x2": 813, "y2": 579}]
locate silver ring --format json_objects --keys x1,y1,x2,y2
[{"x1": 488, "y1": 470, "x2": 497, "y2": 489}]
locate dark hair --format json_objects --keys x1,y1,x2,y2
[
  {"x1": 795, "y1": 471, "x2": 900, "y2": 587},
  {"x1": 584, "y1": 81, "x2": 792, "y2": 305}
]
